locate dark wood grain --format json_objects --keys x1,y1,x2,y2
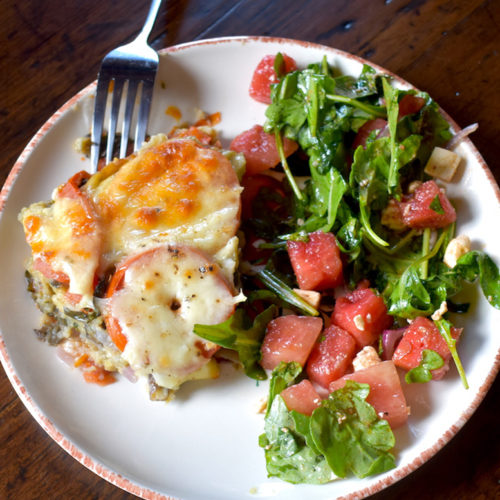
[{"x1": 1, "y1": 0, "x2": 499, "y2": 498}]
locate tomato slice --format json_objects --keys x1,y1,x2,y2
[{"x1": 104, "y1": 245, "x2": 237, "y2": 385}]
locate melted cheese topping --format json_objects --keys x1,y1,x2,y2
[
  {"x1": 109, "y1": 245, "x2": 240, "y2": 389},
  {"x1": 21, "y1": 187, "x2": 101, "y2": 308},
  {"x1": 85, "y1": 134, "x2": 242, "y2": 270},
  {"x1": 21, "y1": 133, "x2": 244, "y2": 392}
]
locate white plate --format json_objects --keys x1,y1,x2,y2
[{"x1": 1, "y1": 36, "x2": 499, "y2": 500}]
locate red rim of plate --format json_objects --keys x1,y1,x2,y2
[{"x1": 0, "y1": 35, "x2": 499, "y2": 500}]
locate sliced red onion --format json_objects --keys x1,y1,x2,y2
[
  {"x1": 381, "y1": 327, "x2": 406, "y2": 360},
  {"x1": 446, "y1": 123, "x2": 478, "y2": 150},
  {"x1": 121, "y1": 366, "x2": 137, "y2": 383}
]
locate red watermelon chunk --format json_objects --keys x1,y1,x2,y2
[
  {"x1": 280, "y1": 379, "x2": 321, "y2": 416},
  {"x1": 230, "y1": 125, "x2": 298, "y2": 176},
  {"x1": 249, "y1": 53, "x2": 298, "y2": 104},
  {"x1": 352, "y1": 118, "x2": 388, "y2": 150},
  {"x1": 287, "y1": 231, "x2": 343, "y2": 291},
  {"x1": 392, "y1": 316, "x2": 461, "y2": 380},
  {"x1": 398, "y1": 94, "x2": 426, "y2": 118},
  {"x1": 400, "y1": 180, "x2": 456, "y2": 229},
  {"x1": 306, "y1": 325, "x2": 357, "y2": 389},
  {"x1": 329, "y1": 361, "x2": 409, "y2": 429},
  {"x1": 260, "y1": 315, "x2": 323, "y2": 371},
  {"x1": 332, "y1": 287, "x2": 393, "y2": 347}
]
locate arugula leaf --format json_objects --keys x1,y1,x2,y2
[
  {"x1": 350, "y1": 137, "x2": 391, "y2": 247},
  {"x1": 310, "y1": 381, "x2": 396, "y2": 478},
  {"x1": 193, "y1": 305, "x2": 277, "y2": 380},
  {"x1": 257, "y1": 269, "x2": 319, "y2": 316},
  {"x1": 435, "y1": 318, "x2": 468, "y2": 389},
  {"x1": 382, "y1": 78, "x2": 400, "y2": 193},
  {"x1": 405, "y1": 349, "x2": 444, "y2": 383},
  {"x1": 430, "y1": 194, "x2": 445, "y2": 214},
  {"x1": 454, "y1": 250, "x2": 500, "y2": 309}
]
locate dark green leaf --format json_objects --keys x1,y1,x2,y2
[
  {"x1": 310, "y1": 381, "x2": 396, "y2": 478},
  {"x1": 405, "y1": 349, "x2": 444, "y2": 383},
  {"x1": 430, "y1": 194, "x2": 445, "y2": 215},
  {"x1": 194, "y1": 305, "x2": 278, "y2": 380}
]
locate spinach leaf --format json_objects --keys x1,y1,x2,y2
[
  {"x1": 266, "y1": 361, "x2": 302, "y2": 417},
  {"x1": 260, "y1": 377, "x2": 396, "y2": 483},
  {"x1": 260, "y1": 396, "x2": 333, "y2": 484},
  {"x1": 193, "y1": 305, "x2": 278, "y2": 380},
  {"x1": 310, "y1": 381, "x2": 396, "y2": 478}
]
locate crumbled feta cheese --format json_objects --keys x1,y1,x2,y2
[
  {"x1": 407, "y1": 180, "x2": 423, "y2": 194},
  {"x1": 293, "y1": 288, "x2": 321, "y2": 309},
  {"x1": 444, "y1": 235, "x2": 471, "y2": 268},
  {"x1": 431, "y1": 300, "x2": 448, "y2": 321},
  {"x1": 424, "y1": 147, "x2": 461, "y2": 182},
  {"x1": 353, "y1": 346, "x2": 381, "y2": 371},
  {"x1": 353, "y1": 314, "x2": 365, "y2": 331}
]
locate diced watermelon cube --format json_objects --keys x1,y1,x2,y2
[
  {"x1": 392, "y1": 316, "x2": 461, "y2": 380},
  {"x1": 306, "y1": 325, "x2": 357, "y2": 388},
  {"x1": 397, "y1": 94, "x2": 426, "y2": 118},
  {"x1": 332, "y1": 287, "x2": 392, "y2": 347},
  {"x1": 260, "y1": 315, "x2": 323, "y2": 371},
  {"x1": 287, "y1": 231, "x2": 343, "y2": 291},
  {"x1": 230, "y1": 125, "x2": 298, "y2": 176},
  {"x1": 280, "y1": 379, "x2": 321, "y2": 416},
  {"x1": 329, "y1": 361, "x2": 409, "y2": 428},
  {"x1": 249, "y1": 53, "x2": 298, "y2": 104},
  {"x1": 400, "y1": 180, "x2": 456, "y2": 229},
  {"x1": 352, "y1": 118, "x2": 388, "y2": 150}
]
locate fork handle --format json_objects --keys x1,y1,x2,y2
[{"x1": 136, "y1": 0, "x2": 163, "y2": 43}]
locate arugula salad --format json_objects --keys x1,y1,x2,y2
[{"x1": 194, "y1": 53, "x2": 500, "y2": 484}]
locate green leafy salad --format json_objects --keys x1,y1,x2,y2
[{"x1": 194, "y1": 53, "x2": 500, "y2": 484}]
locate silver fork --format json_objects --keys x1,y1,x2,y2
[{"x1": 90, "y1": 0, "x2": 163, "y2": 172}]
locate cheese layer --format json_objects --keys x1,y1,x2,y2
[
  {"x1": 109, "y1": 244, "x2": 239, "y2": 389},
  {"x1": 85, "y1": 134, "x2": 242, "y2": 270}
]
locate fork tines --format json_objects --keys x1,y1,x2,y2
[{"x1": 90, "y1": 71, "x2": 155, "y2": 172}]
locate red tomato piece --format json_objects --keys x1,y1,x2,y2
[
  {"x1": 392, "y1": 316, "x2": 461, "y2": 380},
  {"x1": 57, "y1": 170, "x2": 91, "y2": 199},
  {"x1": 281, "y1": 379, "x2": 321, "y2": 416},
  {"x1": 32, "y1": 257, "x2": 70, "y2": 285},
  {"x1": 332, "y1": 287, "x2": 392, "y2": 347},
  {"x1": 230, "y1": 125, "x2": 298, "y2": 176},
  {"x1": 329, "y1": 361, "x2": 409, "y2": 428},
  {"x1": 81, "y1": 360, "x2": 116, "y2": 386},
  {"x1": 287, "y1": 231, "x2": 343, "y2": 291},
  {"x1": 306, "y1": 325, "x2": 357, "y2": 388},
  {"x1": 398, "y1": 94, "x2": 426, "y2": 118},
  {"x1": 400, "y1": 180, "x2": 456, "y2": 229},
  {"x1": 260, "y1": 315, "x2": 323, "y2": 371},
  {"x1": 352, "y1": 118, "x2": 388, "y2": 150},
  {"x1": 249, "y1": 53, "x2": 298, "y2": 104}
]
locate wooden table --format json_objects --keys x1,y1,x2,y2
[{"x1": 1, "y1": 0, "x2": 499, "y2": 498}]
